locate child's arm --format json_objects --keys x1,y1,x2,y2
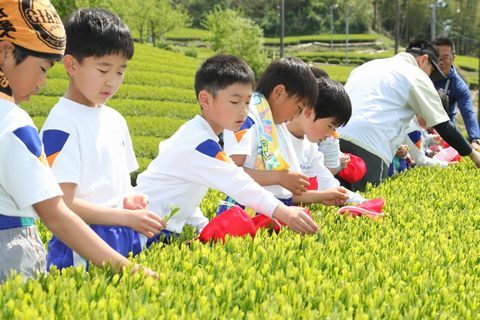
[
  {"x1": 292, "y1": 187, "x2": 349, "y2": 206},
  {"x1": 60, "y1": 183, "x2": 165, "y2": 238},
  {"x1": 230, "y1": 154, "x2": 310, "y2": 195},
  {"x1": 33, "y1": 196, "x2": 157, "y2": 277},
  {"x1": 292, "y1": 147, "x2": 350, "y2": 205},
  {"x1": 271, "y1": 204, "x2": 318, "y2": 234},
  {"x1": 188, "y1": 141, "x2": 318, "y2": 234}
]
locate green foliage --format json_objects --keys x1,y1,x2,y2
[
  {"x1": 327, "y1": 58, "x2": 341, "y2": 65},
  {"x1": 146, "y1": 1, "x2": 191, "y2": 45},
  {"x1": 265, "y1": 34, "x2": 380, "y2": 46},
  {"x1": 456, "y1": 56, "x2": 479, "y2": 72},
  {"x1": 316, "y1": 65, "x2": 356, "y2": 84},
  {"x1": 50, "y1": 0, "x2": 77, "y2": 19},
  {"x1": 178, "y1": 0, "x2": 374, "y2": 37},
  {"x1": 343, "y1": 58, "x2": 364, "y2": 65},
  {"x1": 4, "y1": 36, "x2": 480, "y2": 319},
  {"x1": 109, "y1": 0, "x2": 190, "y2": 45},
  {"x1": 296, "y1": 50, "x2": 478, "y2": 87},
  {"x1": 165, "y1": 27, "x2": 211, "y2": 41},
  {"x1": 184, "y1": 47, "x2": 198, "y2": 58},
  {"x1": 203, "y1": 7, "x2": 268, "y2": 76},
  {"x1": 3, "y1": 162, "x2": 480, "y2": 317}
]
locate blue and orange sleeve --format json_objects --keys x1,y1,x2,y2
[
  {"x1": 234, "y1": 116, "x2": 255, "y2": 143},
  {"x1": 195, "y1": 139, "x2": 230, "y2": 163},
  {"x1": 13, "y1": 125, "x2": 48, "y2": 165},
  {"x1": 42, "y1": 129, "x2": 70, "y2": 167},
  {"x1": 407, "y1": 131, "x2": 422, "y2": 150}
]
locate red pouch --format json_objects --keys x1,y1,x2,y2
[
  {"x1": 337, "y1": 198, "x2": 385, "y2": 220},
  {"x1": 337, "y1": 153, "x2": 367, "y2": 183},
  {"x1": 198, "y1": 206, "x2": 257, "y2": 243},
  {"x1": 307, "y1": 176, "x2": 318, "y2": 191}
]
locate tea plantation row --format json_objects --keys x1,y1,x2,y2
[{"x1": 2, "y1": 43, "x2": 479, "y2": 318}]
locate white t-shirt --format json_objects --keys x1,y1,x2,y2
[
  {"x1": 288, "y1": 131, "x2": 365, "y2": 204},
  {"x1": 318, "y1": 136, "x2": 340, "y2": 169},
  {"x1": 223, "y1": 115, "x2": 301, "y2": 200},
  {"x1": 337, "y1": 52, "x2": 450, "y2": 165},
  {"x1": 135, "y1": 115, "x2": 282, "y2": 233},
  {"x1": 40, "y1": 97, "x2": 138, "y2": 208},
  {"x1": 0, "y1": 99, "x2": 62, "y2": 218}
]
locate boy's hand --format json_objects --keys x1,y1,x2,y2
[
  {"x1": 126, "y1": 210, "x2": 166, "y2": 238},
  {"x1": 395, "y1": 145, "x2": 409, "y2": 158},
  {"x1": 469, "y1": 149, "x2": 480, "y2": 168},
  {"x1": 472, "y1": 140, "x2": 480, "y2": 151},
  {"x1": 132, "y1": 264, "x2": 159, "y2": 279},
  {"x1": 278, "y1": 170, "x2": 310, "y2": 195},
  {"x1": 123, "y1": 194, "x2": 149, "y2": 210},
  {"x1": 339, "y1": 153, "x2": 350, "y2": 169},
  {"x1": 432, "y1": 134, "x2": 443, "y2": 146},
  {"x1": 272, "y1": 205, "x2": 318, "y2": 234},
  {"x1": 319, "y1": 187, "x2": 349, "y2": 206}
]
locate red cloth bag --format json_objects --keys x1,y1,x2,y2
[
  {"x1": 251, "y1": 214, "x2": 283, "y2": 232},
  {"x1": 337, "y1": 153, "x2": 367, "y2": 183},
  {"x1": 198, "y1": 206, "x2": 257, "y2": 243},
  {"x1": 307, "y1": 176, "x2": 318, "y2": 191},
  {"x1": 337, "y1": 198, "x2": 385, "y2": 220}
]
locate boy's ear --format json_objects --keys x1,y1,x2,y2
[
  {"x1": 63, "y1": 55, "x2": 78, "y2": 75},
  {"x1": 271, "y1": 84, "x2": 287, "y2": 102},
  {"x1": 198, "y1": 89, "x2": 212, "y2": 110},
  {"x1": 0, "y1": 41, "x2": 15, "y2": 64},
  {"x1": 303, "y1": 107, "x2": 313, "y2": 119}
]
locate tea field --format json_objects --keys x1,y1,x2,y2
[{"x1": 2, "y1": 43, "x2": 480, "y2": 318}]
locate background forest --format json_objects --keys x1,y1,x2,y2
[{"x1": 51, "y1": 0, "x2": 479, "y2": 56}]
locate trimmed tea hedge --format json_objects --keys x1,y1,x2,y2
[{"x1": 2, "y1": 161, "x2": 480, "y2": 318}]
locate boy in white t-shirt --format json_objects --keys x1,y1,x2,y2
[
  {"x1": 221, "y1": 57, "x2": 319, "y2": 210},
  {"x1": 135, "y1": 55, "x2": 318, "y2": 246},
  {"x1": 310, "y1": 67, "x2": 351, "y2": 175},
  {"x1": 0, "y1": 0, "x2": 156, "y2": 282},
  {"x1": 285, "y1": 77, "x2": 365, "y2": 205},
  {"x1": 40, "y1": 9, "x2": 165, "y2": 270}
]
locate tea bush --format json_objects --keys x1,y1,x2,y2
[
  {"x1": 2, "y1": 161, "x2": 480, "y2": 318},
  {"x1": 5, "y1": 42, "x2": 480, "y2": 319}
]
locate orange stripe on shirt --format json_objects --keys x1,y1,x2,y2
[
  {"x1": 47, "y1": 151, "x2": 60, "y2": 167},
  {"x1": 215, "y1": 151, "x2": 231, "y2": 163}
]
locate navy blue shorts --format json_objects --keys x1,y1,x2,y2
[
  {"x1": 47, "y1": 225, "x2": 141, "y2": 271},
  {"x1": 145, "y1": 229, "x2": 179, "y2": 248}
]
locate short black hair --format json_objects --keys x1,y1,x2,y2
[
  {"x1": 434, "y1": 36, "x2": 456, "y2": 54},
  {"x1": 310, "y1": 66, "x2": 330, "y2": 79},
  {"x1": 406, "y1": 39, "x2": 440, "y2": 61},
  {"x1": 256, "y1": 57, "x2": 318, "y2": 108},
  {"x1": 312, "y1": 78, "x2": 351, "y2": 127},
  {"x1": 194, "y1": 54, "x2": 255, "y2": 98},
  {"x1": 64, "y1": 8, "x2": 134, "y2": 62},
  {"x1": 13, "y1": 44, "x2": 61, "y2": 66}
]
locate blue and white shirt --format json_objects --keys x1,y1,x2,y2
[
  {"x1": 0, "y1": 98, "x2": 61, "y2": 228},
  {"x1": 136, "y1": 115, "x2": 282, "y2": 234}
]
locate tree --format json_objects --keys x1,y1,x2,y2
[
  {"x1": 148, "y1": 1, "x2": 191, "y2": 46},
  {"x1": 109, "y1": 0, "x2": 155, "y2": 43},
  {"x1": 203, "y1": 7, "x2": 268, "y2": 76},
  {"x1": 50, "y1": 0, "x2": 77, "y2": 19}
]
